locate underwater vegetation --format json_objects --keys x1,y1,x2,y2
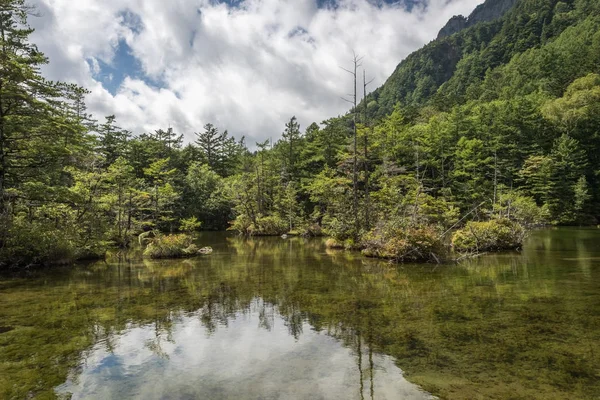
[{"x1": 0, "y1": 229, "x2": 598, "y2": 399}]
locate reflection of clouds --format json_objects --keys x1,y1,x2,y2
[{"x1": 57, "y1": 300, "x2": 434, "y2": 400}]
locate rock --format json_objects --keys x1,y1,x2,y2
[
  {"x1": 437, "y1": 0, "x2": 518, "y2": 40},
  {"x1": 281, "y1": 234, "x2": 288, "y2": 239},
  {"x1": 198, "y1": 246, "x2": 213, "y2": 254},
  {"x1": 437, "y1": 15, "x2": 468, "y2": 40}
]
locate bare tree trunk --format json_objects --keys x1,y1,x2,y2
[
  {"x1": 352, "y1": 60, "x2": 358, "y2": 238},
  {"x1": 341, "y1": 53, "x2": 363, "y2": 238},
  {"x1": 118, "y1": 184, "x2": 123, "y2": 242},
  {"x1": 0, "y1": 14, "x2": 7, "y2": 216},
  {"x1": 363, "y1": 70, "x2": 373, "y2": 231},
  {"x1": 493, "y1": 149, "x2": 498, "y2": 207}
]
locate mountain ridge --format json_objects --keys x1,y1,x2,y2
[
  {"x1": 437, "y1": 0, "x2": 518, "y2": 39},
  {"x1": 360, "y1": 0, "x2": 589, "y2": 121}
]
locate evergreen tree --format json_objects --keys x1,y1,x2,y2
[
  {"x1": 195, "y1": 123, "x2": 222, "y2": 170},
  {"x1": 281, "y1": 116, "x2": 301, "y2": 181},
  {"x1": 97, "y1": 115, "x2": 131, "y2": 166}
]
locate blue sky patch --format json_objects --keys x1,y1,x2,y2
[
  {"x1": 90, "y1": 39, "x2": 141, "y2": 94},
  {"x1": 90, "y1": 39, "x2": 164, "y2": 95}
]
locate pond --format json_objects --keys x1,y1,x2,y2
[{"x1": 0, "y1": 228, "x2": 599, "y2": 399}]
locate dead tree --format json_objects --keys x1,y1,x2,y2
[
  {"x1": 341, "y1": 52, "x2": 363, "y2": 238},
  {"x1": 362, "y1": 69, "x2": 374, "y2": 231}
]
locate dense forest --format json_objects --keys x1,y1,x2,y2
[{"x1": 1, "y1": 0, "x2": 600, "y2": 268}]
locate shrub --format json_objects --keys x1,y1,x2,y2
[
  {"x1": 322, "y1": 215, "x2": 356, "y2": 242},
  {"x1": 0, "y1": 216, "x2": 77, "y2": 269},
  {"x1": 325, "y1": 238, "x2": 344, "y2": 249},
  {"x1": 494, "y1": 192, "x2": 548, "y2": 226},
  {"x1": 143, "y1": 233, "x2": 196, "y2": 259},
  {"x1": 361, "y1": 222, "x2": 447, "y2": 263},
  {"x1": 228, "y1": 214, "x2": 254, "y2": 235},
  {"x1": 255, "y1": 215, "x2": 288, "y2": 236},
  {"x1": 452, "y1": 219, "x2": 526, "y2": 253},
  {"x1": 179, "y1": 217, "x2": 202, "y2": 233},
  {"x1": 296, "y1": 223, "x2": 324, "y2": 237}
]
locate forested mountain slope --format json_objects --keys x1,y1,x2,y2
[{"x1": 365, "y1": 0, "x2": 599, "y2": 119}]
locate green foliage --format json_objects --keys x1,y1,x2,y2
[
  {"x1": 179, "y1": 216, "x2": 202, "y2": 233},
  {"x1": 97, "y1": 115, "x2": 131, "y2": 166},
  {"x1": 143, "y1": 233, "x2": 196, "y2": 259},
  {"x1": 494, "y1": 191, "x2": 549, "y2": 226},
  {"x1": 452, "y1": 219, "x2": 526, "y2": 253},
  {"x1": 184, "y1": 163, "x2": 230, "y2": 229},
  {"x1": 3, "y1": 0, "x2": 600, "y2": 269},
  {"x1": 361, "y1": 222, "x2": 447, "y2": 262},
  {"x1": 0, "y1": 216, "x2": 76, "y2": 268}
]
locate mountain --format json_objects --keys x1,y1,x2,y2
[
  {"x1": 362, "y1": 0, "x2": 599, "y2": 121},
  {"x1": 437, "y1": 0, "x2": 518, "y2": 39}
]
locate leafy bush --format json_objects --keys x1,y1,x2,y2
[
  {"x1": 452, "y1": 219, "x2": 526, "y2": 253},
  {"x1": 255, "y1": 215, "x2": 289, "y2": 236},
  {"x1": 494, "y1": 192, "x2": 548, "y2": 226},
  {"x1": 143, "y1": 233, "x2": 197, "y2": 259},
  {"x1": 325, "y1": 238, "x2": 344, "y2": 249},
  {"x1": 295, "y1": 223, "x2": 324, "y2": 237},
  {"x1": 361, "y1": 222, "x2": 447, "y2": 263},
  {"x1": 179, "y1": 216, "x2": 202, "y2": 233},
  {"x1": 228, "y1": 214, "x2": 254, "y2": 235},
  {"x1": 322, "y1": 215, "x2": 356, "y2": 242},
  {"x1": 0, "y1": 217, "x2": 77, "y2": 269}
]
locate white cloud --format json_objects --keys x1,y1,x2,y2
[
  {"x1": 28, "y1": 0, "x2": 483, "y2": 145},
  {"x1": 56, "y1": 304, "x2": 434, "y2": 399}
]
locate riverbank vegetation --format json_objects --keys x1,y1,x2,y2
[{"x1": 2, "y1": 0, "x2": 600, "y2": 269}]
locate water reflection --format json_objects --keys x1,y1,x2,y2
[
  {"x1": 56, "y1": 299, "x2": 433, "y2": 400},
  {"x1": 0, "y1": 230, "x2": 599, "y2": 399}
]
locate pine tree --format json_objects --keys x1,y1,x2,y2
[
  {"x1": 281, "y1": 116, "x2": 301, "y2": 181},
  {"x1": 0, "y1": 1, "x2": 87, "y2": 214},
  {"x1": 97, "y1": 115, "x2": 131, "y2": 166},
  {"x1": 195, "y1": 123, "x2": 222, "y2": 170}
]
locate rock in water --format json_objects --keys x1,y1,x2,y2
[{"x1": 198, "y1": 247, "x2": 213, "y2": 254}]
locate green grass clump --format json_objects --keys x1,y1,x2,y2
[
  {"x1": 361, "y1": 224, "x2": 447, "y2": 263},
  {"x1": 452, "y1": 219, "x2": 525, "y2": 253},
  {"x1": 143, "y1": 233, "x2": 197, "y2": 259}
]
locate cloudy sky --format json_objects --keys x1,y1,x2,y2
[{"x1": 28, "y1": 0, "x2": 482, "y2": 144}]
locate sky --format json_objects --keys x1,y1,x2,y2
[
  {"x1": 57, "y1": 302, "x2": 431, "y2": 399},
  {"x1": 28, "y1": 0, "x2": 483, "y2": 145}
]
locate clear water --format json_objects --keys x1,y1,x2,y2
[{"x1": 0, "y1": 229, "x2": 599, "y2": 399}]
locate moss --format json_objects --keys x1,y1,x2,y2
[{"x1": 452, "y1": 219, "x2": 526, "y2": 253}]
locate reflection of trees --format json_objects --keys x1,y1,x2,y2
[
  {"x1": 5, "y1": 230, "x2": 600, "y2": 400},
  {"x1": 258, "y1": 300, "x2": 274, "y2": 331}
]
